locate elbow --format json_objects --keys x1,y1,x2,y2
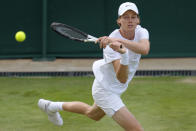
[
  {"x1": 119, "y1": 80, "x2": 127, "y2": 84},
  {"x1": 141, "y1": 47, "x2": 150, "y2": 55},
  {"x1": 117, "y1": 76, "x2": 128, "y2": 84},
  {"x1": 142, "y1": 50, "x2": 149, "y2": 55},
  {"x1": 140, "y1": 41, "x2": 150, "y2": 55}
]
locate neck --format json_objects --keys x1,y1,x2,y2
[{"x1": 119, "y1": 29, "x2": 134, "y2": 40}]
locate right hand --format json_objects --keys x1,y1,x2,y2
[
  {"x1": 97, "y1": 36, "x2": 109, "y2": 49},
  {"x1": 97, "y1": 36, "x2": 120, "y2": 49},
  {"x1": 109, "y1": 42, "x2": 127, "y2": 54}
]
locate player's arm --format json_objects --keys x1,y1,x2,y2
[
  {"x1": 110, "y1": 42, "x2": 129, "y2": 84},
  {"x1": 117, "y1": 39, "x2": 150, "y2": 55},
  {"x1": 111, "y1": 39, "x2": 150, "y2": 84},
  {"x1": 98, "y1": 36, "x2": 150, "y2": 55},
  {"x1": 98, "y1": 37, "x2": 129, "y2": 84},
  {"x1": 112, "y1": 59, "x2": 128, "y2": 84}
]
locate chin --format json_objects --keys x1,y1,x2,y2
[{"x1": 127, "y1": 28, "x2": 134, "y2": 32}]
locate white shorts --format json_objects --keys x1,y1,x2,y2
[{"x1": 92, "y1": 79, "x2": 125, "y2": 117}]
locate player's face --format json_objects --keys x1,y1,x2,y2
[{"x1": 118, "y1": 10, "x2": 139, "y2": 32}]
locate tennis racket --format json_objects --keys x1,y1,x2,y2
[
  {"x1": 50, "y1": 22, "x2": 123, "y2": 49},
  {"x1": 50, "y1": 22, "x2": 98, "y2": 43}
]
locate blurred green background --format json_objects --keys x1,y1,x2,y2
[{"x1": 0, "y1": 0, "x2": 195, "y2": 58}]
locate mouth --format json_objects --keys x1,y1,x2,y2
[{"x1": 128, "y1": 25, "x2": 134, "y2": 28}]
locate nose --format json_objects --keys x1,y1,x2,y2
[{"x1": 128, "y1": 18, "x2": 133, "y2": 23}]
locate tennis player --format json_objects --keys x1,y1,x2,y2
[{"x1": 38, "y1": 2, "x2": 150, "y2": 131}]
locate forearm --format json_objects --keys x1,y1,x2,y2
[
  {"x1": 117, "y1": 39, "x2": 150, "y2": 55},
  {"x1": 112, "y1": 60, "x2": 128, "y2": 84},
  {"x1": 116, "y1": 64, "x2": 128, "y2": 83}
]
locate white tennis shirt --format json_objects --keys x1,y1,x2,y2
[{"x1": 93, "y1": 25, "x2": 149, "y2": 95}]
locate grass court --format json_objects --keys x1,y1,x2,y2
[{"x1": 0, "y1": 76, "x2": 196, "y2": 131}]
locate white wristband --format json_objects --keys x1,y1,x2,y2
[{"x1": 120, "y1": 50, "x2": 129, "y2": 65}]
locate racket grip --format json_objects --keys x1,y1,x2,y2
[{"x1": 120, "y1": 44, "x2": 122, "y2": 48}]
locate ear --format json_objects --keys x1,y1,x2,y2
[
  {"x1": 137, "y1": 16, "x2": 140, "y2": 25},
  {"x1": 117, "y1": 17, "x2": 121, "y2": 26}
]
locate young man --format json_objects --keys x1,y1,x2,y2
[{"x1": 38, "y1": 2, "x2": 150, "y2": 131}]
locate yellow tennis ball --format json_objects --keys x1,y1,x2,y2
[{"x1": 15, "y1": 31, "x2": 26, "y2": 42}]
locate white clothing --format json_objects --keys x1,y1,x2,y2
[
  {"x1": 92, "y1": 25, "x2": 149, "y2": 116},
  {"x1": 93, "y1": 25, "x2": 149, "y2": 94},
  {"x1": 92, "y1": 79, "x2": 124, "y2": 117}
]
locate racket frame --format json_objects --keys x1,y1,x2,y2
[{"x1": 51, "y1": 22, "x2": 97, "y2": 43}]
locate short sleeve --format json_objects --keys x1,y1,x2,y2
[
  {"x1": 137, "y1": 28, "x2": 149, "y2": 40},
  {"x1": 103, "y1": 46, "x2": 121, "y2": 63}
]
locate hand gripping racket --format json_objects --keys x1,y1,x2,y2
[{"x1": 50, "y1": 22, "x2": 98, "y2": 43}]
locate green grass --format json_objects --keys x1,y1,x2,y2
[{"x1": 0, "y1": 76, "x2": 196, "y2": 131}]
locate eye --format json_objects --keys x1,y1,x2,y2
[{"x1": 123, "y1": 16, "x2": 130, "y2": 19}]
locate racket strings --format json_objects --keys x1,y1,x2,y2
[{"x1": 57, "y1": 27, "x2": 87, "y2": 41}]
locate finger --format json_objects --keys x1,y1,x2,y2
[
  {"x1": 105, "y1": 37, "x2": 112, "y2": 43},
  {"x1": 102, "y1": 37, "x2": 107, "y2": 42},
  {"x1": 100, "y1": 39, "x2": 104, "y2": 44},
  {"x1": 109, "y1": 43, "x2": 112, "y2": 48},
  {"x1": 97, "y1": 37, "x2": 103, "y2": 43},
  {"x1": 109, "y1": 43, "x2": 117, "y2": 51},
  {"x1": 99, "y1": 42, "x2": 103, "y2": 49},
  {"x1": 102, "y1": 42, "x2": 107, "y2": 48},
  {"x1": 95, "y1": 39, "x2": 99, "y2": 44},
  {"x1": 119, "y1": 48, "x2": 126, "y2": 54},
  {"x1": 97, "y1": 36, "x2": 105, "y2": 42},
  {"x1": 99, "y1": 36, "x2": 107, "y2": 40}
]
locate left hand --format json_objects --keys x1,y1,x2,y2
[{"x1": 97, "y1": 36, "x2": 119, "y2": 49}]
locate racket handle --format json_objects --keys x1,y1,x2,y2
[
  {"x1": 84, "y1": 39, "x2": 96, "y2": 42},
  {"x1": 86, "y1": 35, "x2": 98, "y2": 43}
]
